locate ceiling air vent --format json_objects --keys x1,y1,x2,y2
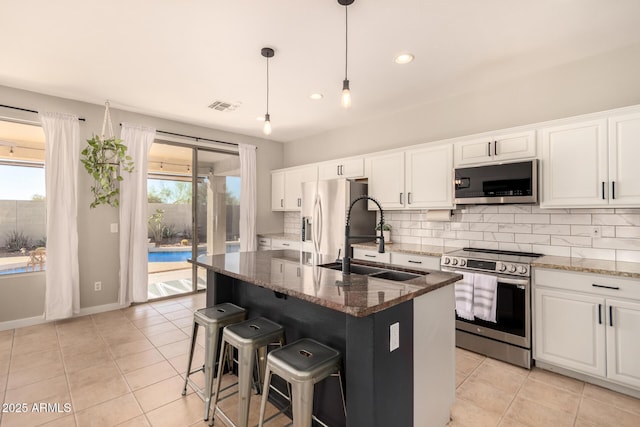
[{"x1": 208, "y1": 100, "x2": 240, "y2": 112}]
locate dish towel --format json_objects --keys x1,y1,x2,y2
[
  {"x1": 454, "y1": 271, "x2": 475, "y2": 321},
  {"x1": 473, "y1": 273, "x2": 498, "y2": 323}
]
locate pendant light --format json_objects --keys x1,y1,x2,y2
[
  {"x1": 339, "y1": 0, "x2": 354, "y2": 108},
  {"x1": 261, "y1": 47, "x2": 275, "y2": 135}
]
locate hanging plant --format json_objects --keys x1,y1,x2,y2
[{"x1": 80, "y1": 101, "x2": 134, "y2": 208}]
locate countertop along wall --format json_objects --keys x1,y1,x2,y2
[{"x1": 0, "y1": 84, "x2": 285, "y2": 325}]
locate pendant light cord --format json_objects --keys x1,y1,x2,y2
[
  {"x1": 266, "y1": 56, "x2": 270, "y2": 115},
  {"x1": 344, "y1": 6, "x2": 349, "y2": 80}
]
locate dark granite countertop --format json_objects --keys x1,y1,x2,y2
[{"x1": 192, "y1": 250, "x2": 462, "y2": 317}]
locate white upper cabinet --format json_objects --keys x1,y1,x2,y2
[
  {"x1": 271, "y1": 166, "x2": 317, "y2": 211},
  {"x1": 541, "y1": 114, "x2": 640, "y2": 208},
  {"x1": 284, "y1": 166, "x2": 318, "y2": 211},
  {"x1": 318, "y1": 157, "x2": 365, "y2": 180},
  {"x1": 271, "y1": 171, "x2": 286, "y2": 211},
  {"x1": 454, "y1": 130, "x2": 536, "y2": 166},
  {"x1": 608, "y1": 112, "x2": 640, "y2": 206},
  {"x1": 366, "y1": 144, "x2": 454, "y2": 210},
  {"x1": 541, "y1": 119, "x2": 608, "y2": 207},
  {"x1": 365, "y1": 151, "x2": 406, "y2": 209},
  {"x1": 405, "y1": 144, "x2": 454, "y2": 209}
]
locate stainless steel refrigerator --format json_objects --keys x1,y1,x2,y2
[{"x1": 301, "y1": 179, "x2": 376, "y2": 258}]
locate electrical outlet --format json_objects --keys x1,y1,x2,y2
[
  {"x1": 110, "y1": 223, "x2": 118, "y2": 233},
  {"x1": 591, "y1": 226, "x2": 602, "y2": 238},
  {"x1": 94, "y1": 281, "x2": 102, "y2": 291},
  {"x1": 390, "y1": 322, "x2": 399, "y2": 352}
]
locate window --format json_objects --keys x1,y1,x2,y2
[{"x1": 0, "y1": 121, "x2": 46, "y2": 275}]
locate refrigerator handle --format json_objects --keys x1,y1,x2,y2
[{"x1": 313, "y1": 195, "x2": 322, "y2": 254}]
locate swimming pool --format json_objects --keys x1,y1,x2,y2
[{"x1": 148, "y1": 250, "x2": 206, "y2": 262}]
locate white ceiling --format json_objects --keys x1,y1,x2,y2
[{"x1": 1, "y1": 0, "x2": 640, "y2": 143}]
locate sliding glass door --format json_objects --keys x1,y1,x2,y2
[{"x1": 147, "y1": 141, "x2": 239, "y2": 300}]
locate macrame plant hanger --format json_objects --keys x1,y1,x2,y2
[{"x1": 100, "y1": 100, "x2": 119, "y2": 177}]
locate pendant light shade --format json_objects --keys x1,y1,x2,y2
[
  {"x1": 261, "y1": 47, "x2": 275, "y2": 135},
  {"x1": 339, "y1": 0, "x2": 354, "y2": 108}
]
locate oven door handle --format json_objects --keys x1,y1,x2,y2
[{"x1": 441, "y1": 267, "x2": 529, "y2": 288}]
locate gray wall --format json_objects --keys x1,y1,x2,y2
[
  {"x1": 0, "y1": 84, "x2": 284, "y2": 322},
  {"x1": 283, "y1": 42, "x2": 640, "y2": 167}
]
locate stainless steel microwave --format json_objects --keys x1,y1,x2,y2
[{"x1": 454, "y1": 160, "x2": 538, "y2": 204}]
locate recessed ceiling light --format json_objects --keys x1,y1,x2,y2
[
  {"x1": 310, "y1": 93, "x2": 324, "y2": 100},
  {"x1": 394, "y1": 53, "x2": 414, "y2": 64}
]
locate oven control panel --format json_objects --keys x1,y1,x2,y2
[{"x1": 441, "y1": 256, "x2": 530, "y2": 277}]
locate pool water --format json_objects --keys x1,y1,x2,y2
[{"x1": 148, "y1": 250, "x2": 206, "y2": 263}]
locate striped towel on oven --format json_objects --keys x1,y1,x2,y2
[
  {"x1": 473, "y1": 273, "x2": 498, "y2": 323},
  {"x1": 454, "y1": 271, "x2": 475, "y2": 321}
]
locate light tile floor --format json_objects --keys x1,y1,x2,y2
[
  {"x1": 0, "y1": 292, "x2": 638, "y2": 426},
  {"x1": 450, "y1": 347, "x2": 640, "y2": 427}
]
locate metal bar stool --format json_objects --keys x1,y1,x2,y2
[
  {"x1": 258, "y1": 338, "x2": 346, "y2": 427},
  {"x1": 210, "y1": 317, "x2": 285, "y2": 427},
  {"x1": 182, "y1": 303, "x2": 247, "y2": 421}
]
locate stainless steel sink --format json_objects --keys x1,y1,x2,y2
[
  {"x1": 369, "y1": 270, "x2": 422, "y2": 281},
  {"x1": 319, "y1": 262, "x2": 385, "y2": 276},
  {"x1": 319, "y1": 262, "x2": 427, "y2": 282}
]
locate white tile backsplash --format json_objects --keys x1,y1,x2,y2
[
  {"x1": 377, "y1": 206, "x2": 640, "y2": 262},
  {"x1": 285, "y1": 206, "x2": 640, "y2": 263}
]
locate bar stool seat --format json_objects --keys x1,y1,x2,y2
[
  {"x1": 258, "y1": 338, "x2": 346, "y2": 427},
  {"x1": 211, "y1": 317, "x2": 285, "y2": 427},
  {"x1": 182, "y1": 303, "x2": 247, "y2": 421}
]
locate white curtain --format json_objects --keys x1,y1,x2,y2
[
  {"x1": 119, "y1": 123, "x2": 155, "y2": 304},
  {"x1": 39, "y1": 112, "x2": 81, "y2": 320},
  {"x1": 239, "y1": 144, "x2": 257, "y2": 252}
]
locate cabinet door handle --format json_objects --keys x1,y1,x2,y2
[
  {"x1": 408, "y1": 260, "x2": 422, "y2": 264},
  {"x1": 281, "y1": 199, "x2": 284, "y2": 208},
  {"x1": 298, "y1": 198, "x2": 301, "y2": 207},
  {"x1": 602, "y1": 182, "x2": 605, "y2": 200},
  {"x1": 282, "y1": 243, "x2": 290, "y2": 246},
  {"x1": 592, "y1": 283, "x2": 620, "y2": 290},
  {"x1": 340, "y1": 165, "x2": 344, "y2": 175},
  {"x1": 487, "y1": 142, "x2": 491, "y2": 157},
  {"x1": 609, "y1": 305, "x2": 613, "y2": 327},
  {"x1": 337, "y1": 165, "x2": 340, "y2": 176},
  {"x1": 408, "y1": 192, "x2": 412, "y2": 204},
  {"x1": 598, "y1": 304, "x2": 602, "y2": 325},
  {"x1": 494, "y1": 141, "x2": 498, "y2": 156},
  {"x1": 612, "y1": 181, "x2": 616, "y2": 199},
  {"x1": 365, "y1": 254, "x2": 376, "y2": 258},
  {"x1": 400, "y1": 192, "x2": 404, "y2": 204}
]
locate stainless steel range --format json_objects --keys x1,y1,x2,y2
[{"x1": 440, "y1": 247, "x2": 543, "y2": 369}]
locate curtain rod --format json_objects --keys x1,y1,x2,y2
[
  {"x1": 154, "y1": 128, "x2": 241, "y2": 148},
  {"x1": 0, "y1": 104, "x2": 86, "y2": 121},
  {"x1": 118, "y1": 123, "x2": 239, "y2": 148}
]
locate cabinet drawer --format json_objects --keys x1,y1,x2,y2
[
  {"x1": 272, "y1": 239, "x2": 301, "y2": 250},
  {"x1": 534, "y1": 268, "x2": 640, "y2": 301},
  {"x1": 353, "y1": 248, "x2": 391, "y2": 263},
  {"x1": 390, "y1": 252, "x2": 440, "y2": 270},
  {"x1": 258, "y1": 237, "x2": 272, "y2": 247}
]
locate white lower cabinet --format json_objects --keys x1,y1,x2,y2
[
  {"x1": 390, "y1": 252, "x2": 440, "y2": 270},
  {"x1": 606, "y1": 299, "x2": 640, "y2": 389},
  {"x1": 352, "y1": 248, "x2": 391, "y2": 264},
  {"x1": 534, "y1": 268, "x2": 640, "y2": 390},
  {"x1": 534, "y1": 288, "x2": 606, "y2": 377}
]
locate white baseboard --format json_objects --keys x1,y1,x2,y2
[{"x1": 0, "y1": 302, "x2": 130, "y2": 332}]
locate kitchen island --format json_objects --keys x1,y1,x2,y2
[{"x1": 192, "y1": 250, "x2": 462, "y2": 427}]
